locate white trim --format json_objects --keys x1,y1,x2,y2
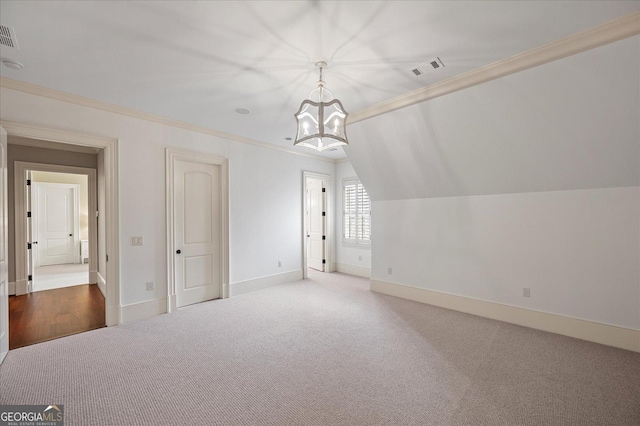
[
  {"x1": 8, "y1": 282, "x2": 14, "y2": 296},
  {"x1": 120, "y1": 297, "x2": 167, "y2": 324},
  {"x1": 349, "y1": 12, "x2": 640, "y2": 125},
  {"x1": 0, "y1": 78, "x2": 334, "y2": 164},
  {"x1": 165, "y1": 148, "x2": 230, "y2": 312},
  {"x1": 96, "y1": 271, "x2": 106, "y2": 297},
  {"x1": 335, "y1": 263, "x2": 371, "y2": 278},
  {"x1": 231, "y1": 269, "x2": 303, "y2": 297},
  {"x1": 371, "y1": 279, "x2": 640, "y2": 353},
  {"x1": 15, "y1": 279, "x2": 27, "y2": 295},
  {"x1": 15, "y1": 164, "x2": 96, "y2": 288},
  {"x1": 2, "y1": 121, "x2": 120, "y2": 326},
  {"x1": 302, "y1": 172, "x2": 334, "y2": 278}
]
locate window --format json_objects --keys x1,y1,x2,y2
[{"x1": 343, "y1": 179, "x2": 371, "y2": 245}]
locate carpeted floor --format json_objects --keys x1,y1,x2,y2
[{"x1": 1, "y1": 272, "x2": 639, "y2": 425}]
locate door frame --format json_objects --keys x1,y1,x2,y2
[
  {"x1": 165, "y1": 148, "x2": 229, "y2": 313},
  {"x1": 16, "y1": 163, "x2": 96, "y2": 291},
  {"x1": 302, "y1": 171, "x2": 333, "y2": 279},
  {"x1": 33, "y1": 182, "x2": 81, "y2": 267},
  {"x1": 2, "y1": 121, "x2": 120, "y2": 326}
]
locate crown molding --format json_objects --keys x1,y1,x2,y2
[
  {"x1": 0, "y1": 77, "x2": 338, "y2": 164},
  {"x1": 349, "y1": 12, "x2": 640, "y2": 125},
  {"x1": 1, "y1": 120, "x2": 116, "y2": 147},
  {"x1": 3, "y1": 12, "x2": 637, "y2": 165}
]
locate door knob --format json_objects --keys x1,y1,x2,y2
[
  {"x1": 176, "y1": 250, "x2": 181, "y2": 254},
  {"x1": 69, "y1": 234, "x2": 73, "y2": 237}
]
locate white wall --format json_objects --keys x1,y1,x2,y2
[
  {"x1": 335, "y1": 160, "x2": 371, "y2": 277},
  {"x1": 346, "y1": 37, "x2": 640, "y2": 335},
  {"x1": 374, "y1": 187, "x2": 640, "y2": 330},
  {"x1": 0, "y1": 87, "x2": 335, "y2": 308},
  {"x1": 346, "y1": 37, "x2": 639, "y2": 201}
]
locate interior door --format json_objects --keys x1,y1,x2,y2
[
  {"x1": 307, "y1": 177, "x2": 325, "y2": 271},
  {"x1": 0, "y1": 126, "x2": 9, "y2": 364},
  {"x1": 174, "y1": 159, "x2": 221, "y2": 307},
  {"x1": 36, "y1": 183, "x2": 78, "y2": 266}
]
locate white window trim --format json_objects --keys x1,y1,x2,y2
[{"x1": 342, "y1": 177, "x2": 371, "y2": 247}]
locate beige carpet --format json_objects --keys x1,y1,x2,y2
[{"x1": 1, "y1": 272, "x2": 638, "y2": 425}]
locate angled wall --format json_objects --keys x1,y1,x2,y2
[{"x1": 346, "y1": 37, "x2": 640, "y2": 347}]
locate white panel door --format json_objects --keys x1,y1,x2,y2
[
  {"x1": 36, "y1": 184, "x2": 78, "y2": 266},
  {"x1": 0, "y1": 126, "x2": 8, "y2": 364},
  {"x1": 307, "y1": 178, "x2": 325, "y2": 271},
  {"x1": 175, "y1": 160, "x2": 221, "y2": 307}
]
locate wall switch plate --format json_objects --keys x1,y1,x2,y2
[
  {"x1": 278, "y1": 260, "x2": 282, "y2": 267},
  {"x1": 132, "y1": 236, "x2": 143, "y2": 246},
  {"x1": 359, "y1": 255, "x2": 362, "y2": 261},
  {"x1": 523, "y1": 288, "x2": 531, "y2": 297},
  {"x1": 388, "y1": 267, "x2": 393, "y2": 275},
  {"x1": 146, "y1": 282, "x2": 154, "y2": 291}
]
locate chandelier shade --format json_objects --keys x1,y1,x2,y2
[{"x1": 294, "y1": 62, "x2": 349, "y2": 151}]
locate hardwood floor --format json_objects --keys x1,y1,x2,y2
[{"x1": 9, "y1": 284, "x2": 106, "y2": 349}]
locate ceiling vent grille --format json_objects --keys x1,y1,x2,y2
[
  {"x1": 411, "y1": 57, "x2": 444, "y2": 76},
  {"x1": 0, "y1": 25, "x2": 19, "y2": 50}
]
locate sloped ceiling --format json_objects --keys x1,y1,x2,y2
[
  {"x1": 0, "y1": 1, "x2": 637, "y2": 160},
  {"x1": 346, "y1": 37, "x2": 640, "y2": 201}
]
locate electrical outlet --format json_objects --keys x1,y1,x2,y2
[
  {"x1": 146, "y1": 281, "x2": 154, "y2": 291},
  {"x1": 132, "y1": 236, "x2": 143, "y2": 246},
  {"x1": 388, "y1": 267, "x2": 393, "y2": 275},
  {"x1": 278, "y1": 260, "x2": 282, "y2": 267},
  {"x1": 523, "y1": 288, "x2": 531, "y2": 298}
]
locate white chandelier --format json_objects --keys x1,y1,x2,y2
[{"x1": 294, "y1": 61, "x2": 349, "y2": 151}]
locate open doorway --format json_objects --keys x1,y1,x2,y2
[
  {"x1": 11, "y1": 160, "x2": 102, "y2": 349},
  {"x1": 302, "y1": 172, "x2": 333, "y2": 279},
  {"x1": 14, "y1": 161, "x2": 98, "y2": 295},
  {"x1": 31, "y1": 172, "x2": 90, "y2": 292}
]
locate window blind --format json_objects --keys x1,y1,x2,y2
[{"x1": 343, "y1": 179, "x2": 370, "y2": 244}]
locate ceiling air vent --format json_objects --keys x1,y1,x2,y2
[
  {"x1": 410, "y1": 57, "x2": 444, "y2": 76},
  {"x1": 0, "y1": 25, "x2": 19, "y2": 50}
]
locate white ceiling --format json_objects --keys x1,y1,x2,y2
[
  {"x1": 347, "y1": 37, "x2": 640, "y2": 200},
  {"x1": 0, "y1": 1, "x2": 637, "y2": 160}
]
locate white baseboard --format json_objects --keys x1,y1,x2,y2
[
  {"x1": 371, "y1": 280, "x2": 640, "y2": 353},
  {"x1": 16, "y1": 279, "x2": 28, "y2": 296},
  {"x1": 231, "y1": 269, "x2": 303, "y2": 297},
  {"x1": 90, "y1": 270, "x2": 98, "y2": 285},
  {"x1": 8, "y1": 281, "x2": 15, "y2": 296},
  {"x1": 336, "y1": 263, "x2": 371, "y2": 278},
  {"x1": 106, "y1": 304, "x2": 120, "y2": 327},
  {"x1": 96, "y1": 272, "x2": 106, "y2": 297},
  {"x1": 168, "y1": 294, "x2": 176, "y2": 313},
  {"x1": 120, "y1": 298, "x2": 168, "y2": 324}
]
